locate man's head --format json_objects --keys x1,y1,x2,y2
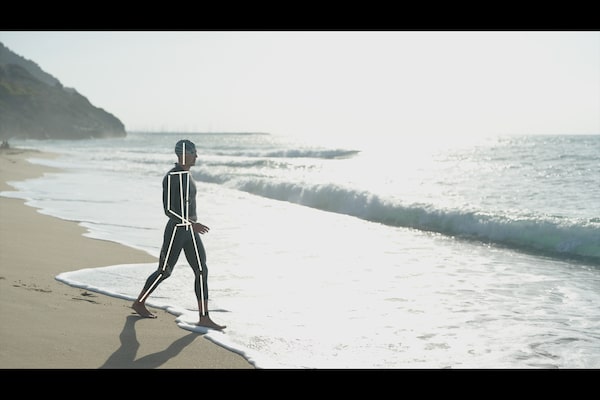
[{"x1": 175, "y1": 139, "x2": 197, "y2": 168}]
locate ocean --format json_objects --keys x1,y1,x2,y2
[{"x1": 2, "y1": 131, "x2": 599, "y2": 368}]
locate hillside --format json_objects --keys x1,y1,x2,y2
[{"x1": 0, "y1": 42, "x2": 126, "y2": 140}]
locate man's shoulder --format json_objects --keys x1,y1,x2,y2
[
  {"x1": 163, "y1": 164, "x2": 188, "y2": 184},
  {"x1": 165, "y1": 164, "x2": 184, "y2": 175}
]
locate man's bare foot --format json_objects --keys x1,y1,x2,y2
[
  {"x1": 132, "y1": 301, "x2": 157, "y2": 319},
  {"x1": 197, "y1": 315, "x2": 226, "y2": 330}
]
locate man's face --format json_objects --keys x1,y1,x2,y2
[{"x1": 182, "y1": 150, "x2": 197, "y2": 167}]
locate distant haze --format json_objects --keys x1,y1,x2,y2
[{"x1": 1, "y1": 31, "x2": 598, "y2": 144}]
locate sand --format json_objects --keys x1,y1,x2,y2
[{"x1": 0, "y1": 147, "x2": 254, "y2": 369}]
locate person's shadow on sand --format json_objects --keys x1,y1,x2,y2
[{"x1": 101, "y1": 315, "x2": 198, "y2": 368}]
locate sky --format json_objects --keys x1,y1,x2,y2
[{"x1": 1, "y1": 31, "x2": 599, "y2": 144}]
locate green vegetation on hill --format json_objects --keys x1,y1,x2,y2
[{"x1": 0, "y1": 42, "x2": 126, "y2": 140}]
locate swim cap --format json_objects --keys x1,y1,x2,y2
[{"x1": 174, "y1": 139, "x2": 197, "y2": 156}]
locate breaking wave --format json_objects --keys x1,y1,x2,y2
[
  {"x1": 212, "y1": 149, "x2": 360, "y2": 159},
  {"x1": 203, "y1": 176, "x2": 600, "y2": 265}
]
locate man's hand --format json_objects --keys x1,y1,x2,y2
[{"x1": 192, "y1": 222, "x2": 210, "y2": 234}]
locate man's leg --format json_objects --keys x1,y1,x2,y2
[
  {"x1": 132, "y1": 222, "x2": 181, "y2": 318},
  {"x1": 185, "y1": 230, "x2": 226, "y2": 330}
]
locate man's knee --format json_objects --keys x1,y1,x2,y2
[{"x1": 157, "y1": 261, "x2": 174, "y2": 279}]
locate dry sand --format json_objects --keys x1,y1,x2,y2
[{"x1": 0, "y1": 147, "x2": 254, "y2": 369}]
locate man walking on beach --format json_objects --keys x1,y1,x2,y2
[{"x1": 132, "y1": 139, "x2": 225, "y2": 331}]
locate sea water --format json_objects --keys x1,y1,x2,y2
[{"x1": 2, "y1": 132, "x2": 599, "y2": 368}]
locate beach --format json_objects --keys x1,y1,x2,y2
[
  {"x1": 0, "y1": 147, "x2": 254, "y2": 369},
  {"x1": 2, "y1": 133, "x2": 599, "y2": 370}
]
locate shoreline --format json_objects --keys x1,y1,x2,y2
[{"x1": 0, "y1": 147, "x2": 254, "y2": 369}]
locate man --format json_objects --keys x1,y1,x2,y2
[{"x1": 132, "y1": 139, "x2": 225, "y2": 330}]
